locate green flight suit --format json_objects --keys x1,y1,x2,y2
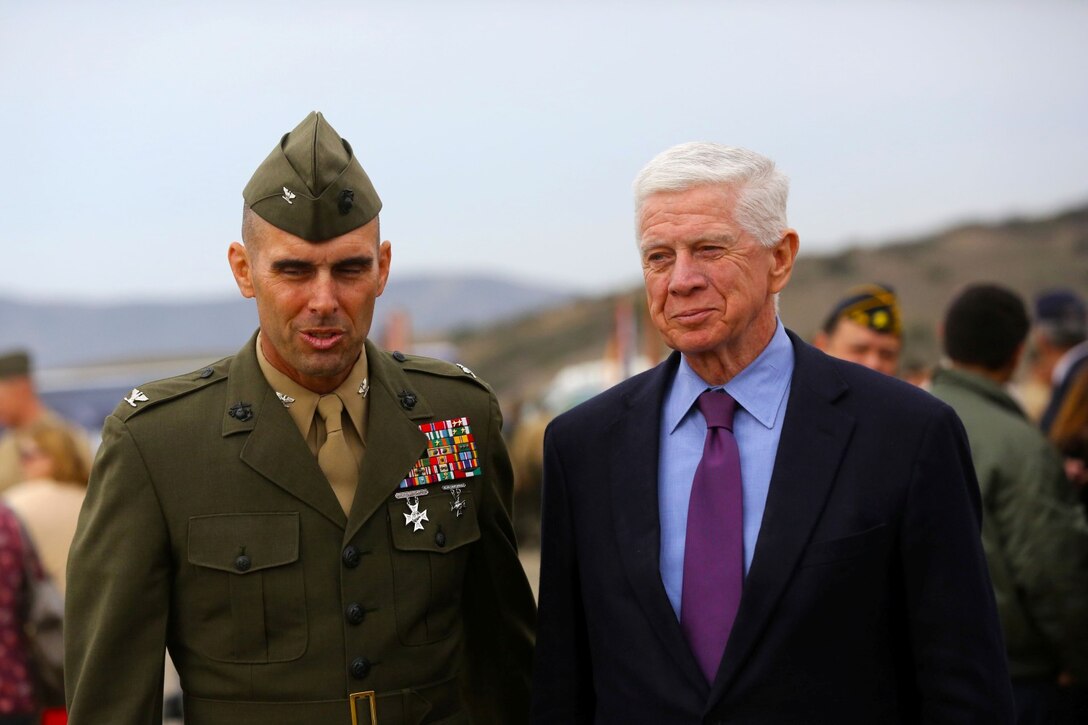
[{"x1": 65, "y1": 333, "x2": 536, "y2": 724}]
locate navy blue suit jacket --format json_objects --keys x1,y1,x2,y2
[{"x1": 531, "y1": 331, "x2": 1014, "y2": 724}]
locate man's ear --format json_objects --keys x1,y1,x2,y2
[
  {"x1": 375, "y1": 240, "x2": 392, "y2": 297},
  {"x1": 768, "y1": 229, "x2": 799, "y2": 295},
  {"x1": 227, "y1": 242, "x2": 255, "y2": 299}
]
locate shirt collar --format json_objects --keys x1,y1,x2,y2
[
  {"x1": 664, "y1": 320, "x2": 794, "y2": 434},
  {"x1": 254, "y1": 332, "x2": 369, "y2": 439}
]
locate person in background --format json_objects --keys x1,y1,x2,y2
[
  {"x1": 812, "y1": 282, "x2": 903, "y2": 377},
  {"x1": 0, "y1": 350, "x2": 91, "y2": 494},
  {"x1": 1049, "y1": 365, "x2": 1088, "y2": 493},
  {"x1": 0, "y1": 502, "x2": 40, "y2": 725},
  {"x1": 3, "y1": 419, "x2": 90, "y2": 593},
  {"x1": 531, "y1": 142, "x2": 1012, "y2": 723},
  {"x1": 1032, "y1": 289, "x2": 1088, "y2": 433},
  {"x1": 929, "y1": 283, "x2": 1088, "y2": 724}
]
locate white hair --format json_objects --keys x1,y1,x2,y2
[{"x1": 633, "y1": 142, "x2": 790, "y2": 248}]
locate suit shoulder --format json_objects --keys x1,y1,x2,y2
[
  {"x1": 549, "y1": 361, "x2": 669, "y2": 436},
  {"x1": 821, "y1": 354, "x2": 958, "y2": 428},
  {"x1": 388, "y1": 350, "x2": 495, "y2": 396},
  {"x1": 110, "y1": 356, "x2": 232, "y2": 422}
]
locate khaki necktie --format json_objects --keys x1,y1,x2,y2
[{"x1": 317, "y1": 394, "x2": 358, "y2": 515}]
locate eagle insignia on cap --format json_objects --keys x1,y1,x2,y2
[
  {"x1": 338, "y1": 189, "x2": 354, "y2": 215},
  {"x1": 281, "y1": 187, "x2": 296, "y2": 204}
]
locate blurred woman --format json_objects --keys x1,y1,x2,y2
[
  {"x1": 0, "y1": 502, "x2": 38, "y2": 724},
  {"x1": 2, "y1": 420, "x2": 90, "y2": 594}
]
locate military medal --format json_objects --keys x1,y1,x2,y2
[
  {"x1": 395, "y1": 489, "x2": 430, "y2": 532},
  {"x1": 124, "y1": 388, "x2": 148, "y2": 407},
  {"x1": 398, "y1": 417, "x2": 482, "y2": 489},
  {"x1": 442, "y1": 483, "x2": 468, "y2": 518}
]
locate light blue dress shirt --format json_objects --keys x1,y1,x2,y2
[{"x1": 658, "y1": 321, "x2": 794, "y2": 618}]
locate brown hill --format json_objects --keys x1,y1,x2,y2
[{"x1": 444, "y1": 203, "x2": 1088, "y2": 408}]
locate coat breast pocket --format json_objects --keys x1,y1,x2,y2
[
  {"x1": 185, "y1": 512, "x2": 307, "y2": 663},
  {"x1": 797, "y1": 524, "x2": 888, "y2": 569},
  {"x1": 387, "y1": 487, "x2": 482, "y2": 646}
]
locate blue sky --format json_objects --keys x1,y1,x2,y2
[{"x1": 2, "y1": 1, "x2": 1086, "y2": 301}]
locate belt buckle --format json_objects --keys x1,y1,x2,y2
[{"x1": 349, "y1": 690, "x2": 378, "y2": 725}]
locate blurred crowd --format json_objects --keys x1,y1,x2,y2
[{"x1": 1, "y1": 283, "x2": 1087, "y2": 722}]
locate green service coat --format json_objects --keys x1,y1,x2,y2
[
  {"x1": 65, "y1": 333, "x2": 536, "y2": 724},
  {"x1": 930, "y1": 366, "x2": 1088, "y2": 681}
]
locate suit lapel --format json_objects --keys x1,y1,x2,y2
[
  {"x1": 226, "y1": 334, "x2": 348, "y2": 529},
  {"x1": 610, "y1": 354, "x2": 708, "y2": 692},
  {"x1": 710, "y1": 333, "x2": 855, "y2": 700},
  {"x1": 345, "y1": 341, "x2": 431, "y2": 541}
]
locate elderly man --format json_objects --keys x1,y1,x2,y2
[
  {"x1": 531, "y1": 142, "x2": 1013, "y2": 723},
  {"x1": 813, "y1": 282, "x2": 903, "y2": 376},
  {"x1": 65, "y1": 112, "x2": 535, "y2": 724}
]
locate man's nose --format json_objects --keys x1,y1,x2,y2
[
  {"x1": 668, "y1": 252, "x2": 706, "y2": 295},
  {"x1": 308, "y1": 273, "x2": 339, "y2": 314}
]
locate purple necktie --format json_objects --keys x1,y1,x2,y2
[{"x1": 680, "y1": 389, "x2": 744, "y2": 683}]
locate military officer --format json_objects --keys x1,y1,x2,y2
[{"x1": 65, "y1": 112, "x2": 536, "y2": 724}]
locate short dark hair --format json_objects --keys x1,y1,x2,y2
[{"x1": 943, "y1": 283, "x2": 1029, "y2": 370}]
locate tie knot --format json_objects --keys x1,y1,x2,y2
[
  {"x1": 317, "y1": 394, "x2": 345, "y2": 431},
  {"x1": 697, "y1": 389, "x2": 737, "y2": 431}
]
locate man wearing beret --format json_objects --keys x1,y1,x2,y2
[
  {"x1": 65, "y1": 112, "x2": 535, "y2": 724},
  {"x1": 812, "y1": 283, "x2": 903, "y2": 377}
]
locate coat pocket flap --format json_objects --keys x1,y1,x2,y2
[
  {"x1": 798, "y1": 523, "x2": 888, "y2": 568},
  {"x1": 188, "y1": 512, "x2": 300, "y2": 574}
]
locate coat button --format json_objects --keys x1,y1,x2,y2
[
  {"x1": 342, "y1": 545, "x2": 361, "y2": 569},
  {"x1": 435, "y1": 530, "x2": 446, "y2": 547},
  {"x1": 234, "y1": 555, "x2": 251, "y2": 572},
  {"x1": 392, "y1": 350, "x2": 406, "y2": 362},
  {"x1": 198, "y1": 367, "x2": 214, "y2": 379},
  {"x1": 346, "y1": 603, "x2": 365, "y2": 625},
  {"x1": 350, "y1": 657, "x2": 371, "y2": 679}
]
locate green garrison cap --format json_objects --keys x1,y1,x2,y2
[
  {"x1": 823, "y1": 283, "x2": 902, "y2": 337},
  {"x1": 243, "y1": 111, "x2": 382, "y2": 242},
  {"x1": 0, "y1": 350, "x2": 31, "y2": 379}
]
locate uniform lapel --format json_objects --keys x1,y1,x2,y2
[
  {"x1": 709, "y1": 333, "x2": 855, "y2": 701},
  {"x1": 610, "y1": 354, "x2": 708, "y2": 692},
  {"x1": 345, "y1": 341, "x2": 431, "y2": 541},
  {"x1": 227, "y1": 333, "x2": 348, "y2": 529}
]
